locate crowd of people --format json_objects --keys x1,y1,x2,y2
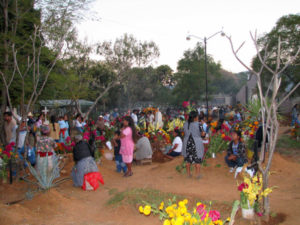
[{"x1": 2, "y1": 102, "x2": 299, "y2": 189}]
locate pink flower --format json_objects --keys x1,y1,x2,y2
[
  {"x1": 83, "y1": 135, "x2": 89, "y2": 141},
  {"x1": 196, "y1": 204, "x2": 207, "y2": 220},
  {"x1": 257, "y1": 212, "x2": 263, "y2": 217},
  {"x1": 91, "y1": 121, "x2": 95, "y2": 125},
  {"x1": 83, "y1": 132, "x2": 90, "y2": 138},
  {"x1": 182, "y1": 101, "x2": 190, "y2": 108},
  {"x1": 71, "y1": 141, "x2": 76, "y2": 147},
  {"x1": 65, "y1": 136, "x2": 71, "y2": 143},
  {"x1": 208, "y1": 210, "x2": 220, "y2": 222},
  {"x1": 92, "y1": 130, "x2": 97, "y2": 136},
  {"x1": 99, "y1": 135, "x2": 105, "y2": 141},
  {"x1": 10, "y1": 142, "x2": 15, "y2": 147}
]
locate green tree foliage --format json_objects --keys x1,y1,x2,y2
[
  {"x1": 172, "y1": 43, "x2": 221, "y2": 104},
  {"x1": 0, "y1": 0, "x2": 41, "y2": 105},
  {"x1": 252, "y1": 14, "x2": 300, "y2": 95}
]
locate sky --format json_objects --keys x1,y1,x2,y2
[{"x1": 76, "y1": 0, "x2": 300, "y2": 73}]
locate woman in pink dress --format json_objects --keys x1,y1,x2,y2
[{"x1": 120, "y1": 116, "x2": 137, "y2": 177}]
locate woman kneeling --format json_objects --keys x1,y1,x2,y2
[{"x1": 71, "y1": 135, "x2": 98, "y2": 187}]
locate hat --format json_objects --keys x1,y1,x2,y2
[
  {"x1": 28, "y1": 112, "x2": 33, "y2": 117},
  {"x1": 40, "y1": 125, "x2": 50, "y2": 134},
  {"x1": 212, "y1": 107, "x2": 218, "y2": 111}
]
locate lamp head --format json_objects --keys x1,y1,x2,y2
[{"x1": 186, "y1": 36, "x2": 191, "y2": 41}]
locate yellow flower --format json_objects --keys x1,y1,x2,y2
[
  {"x1": 178, "y1": 201, "x2": 185, "y2": 207},
  {"x1": 183, "y1": 199, "x2": 188, "y2": 204},
  {"x1": 214, "y1": 220, "x2": 223, "y2": 225},
  {"x1": 174, "y1": 216, "x2": 185, "y2": 225},
  {"x1": 139, "y1": 206, "x2": 144, "y2": 214},
  {"x1": 164, "y1": 220, "x2": 171, "y2": 225},
  {"x1": 184, "y1": 213, "x2": 191, "y2": 221},
  {"x1": 226, "y1": 217, "x2": 231, "y2": 222},
  {"x1": 159, "y1": 201, "x2": 164, "y2": 210},
  {"x1": 261, "y1": 188, "x2": 273, "y2": 197},
  {"x1": 143, "y1": 205, "x2": 151, "y2": 216}
]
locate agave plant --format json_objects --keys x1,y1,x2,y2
[{"x1": 24, "y1": 154, "x2": 69, "y2": 190}]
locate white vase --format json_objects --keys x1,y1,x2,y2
[{"x1": 241, "y1": 207, "x2": 254, "y2": 220}]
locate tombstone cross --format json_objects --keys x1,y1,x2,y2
[{"x1": 42, "y1": 106, "x2": 49, "y2": 116}]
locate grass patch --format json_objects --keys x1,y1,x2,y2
[
  {"x1": 277, "y1": 135, "x2": 300, "y2": 149},
  {"x1": 108, "y1": 188, "x2": 118, "y2": 196},
  {"x1": 106, "y1": 188, "x2": 212, "y2": 208},
  {"x1": 106, "y1": 188, "x2": 183, "y2": 207}
]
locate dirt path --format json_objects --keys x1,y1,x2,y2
[{"x1": 1, "y1": 151, "x2": 300, "y2": 225}]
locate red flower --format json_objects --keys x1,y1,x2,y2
[
  {"x1": 182, "y1": 101, "x2": 190, "y2": 108},
  {"x1": 71, "y1": 141, "x2": 76, "y2": 147},
  {"x1": 223, "y1": 136, "x2": 231, "y2": 141},
  {"x1": 91, "y1": 120, "x2": 95, "y2": 125},
  {"x1": 238, "y1": 183, "x2": 248, "y2": 191}
]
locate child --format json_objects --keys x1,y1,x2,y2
[
  {"x1": 225, "y1": 130, "x2": 247, "y2": 172},
  {"x1": 112, "y1": 130, "x2": 127, "y2": 174}
]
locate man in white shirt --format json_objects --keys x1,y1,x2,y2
[{"x1": 131, "y1": 110, "x2": 138, "y2": 125}]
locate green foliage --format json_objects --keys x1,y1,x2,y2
[
  {"x1": 25, "y1": 155, "x2": 61, "y2": 190},
  {"x1": 207, "y1": 133, "x2": 228, "y2": 158},
  {"x1": 277, "y1": 135, "x2": 300, "y2": 149},
  {"x1": 252, "y1": 14, "x2": 300, "y2": 95},
  {"x1": 106, "y1": 188, "x2": 182, "y2": 207},
  {"x1": 172, "y1": 43, "x2": 222, "y2": 104}
]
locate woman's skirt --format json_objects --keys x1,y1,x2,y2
[
  {"x1": 72, "y1": 156, "x2": 99, "y2": 187},
  {"x1": 184, "y1": 135, "x2": 202, "y2": 164}
]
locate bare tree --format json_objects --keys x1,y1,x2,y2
[{"x1": 225, "y1": 31, "x2": 300, "y2": 219}]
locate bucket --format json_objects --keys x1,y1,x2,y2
[{"x1": 241, "y1": 207, "x2": 254, "y2": 220}]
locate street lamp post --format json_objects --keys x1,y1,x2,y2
[{"x1": 187, "y1": 30, "x2": 224, "y2": 120}]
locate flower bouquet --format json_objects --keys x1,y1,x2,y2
[
  {"x1": 238, "y1": 173, "x2": 274, "y2": 219},
  {"x1": 0, "y1": 143, "x2": 18, "y2": 183},
  {"x1": 207, "y1": 133, "x2": 229, "y2": 159}
]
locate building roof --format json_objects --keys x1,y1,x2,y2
[{"x1": 39, "y1": 99, "x2": 94, "y2": 107}]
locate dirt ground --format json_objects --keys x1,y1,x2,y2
[{"x1": 0, "y1": 127, "x2": 299, "y2": 225}]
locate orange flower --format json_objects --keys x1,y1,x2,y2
[
  {"x1": 221, "y1": 134, "x2": 225, "y2": 138},
  {"x1": 254, "y1": 121, "x2": 259, "y2": 125},
  {"x1": 249, "y1": 124, "x2": 253, "y2": 128}
]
